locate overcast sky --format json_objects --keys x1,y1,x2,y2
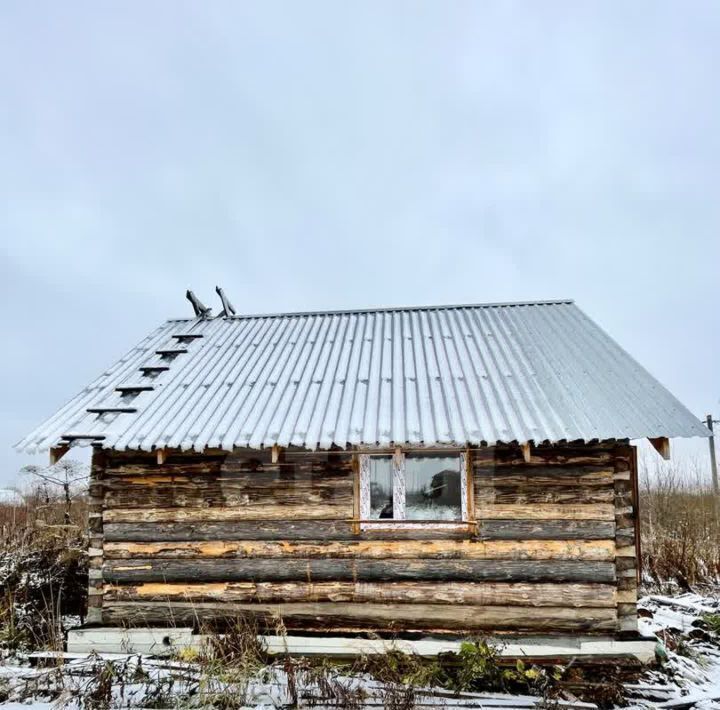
[{"x1": 1, "y1": 2, "x2": 718, "y2": 485}]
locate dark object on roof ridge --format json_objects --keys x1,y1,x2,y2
[
  {"x1": 216, "y1": 286, "x2": 236, "y2": 318},
  {"x1": 186, "y1": 290, "x2": 213, "y2": 318}
]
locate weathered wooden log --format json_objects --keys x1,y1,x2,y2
[
  {"x1": 473, "y1": 466, "x2": 614, "y2": 485},
  {"x1": 472, "y1": 446, "x2": 615, "y2": 469},
  {"x1": 104, "y1": 520, "x2": 477, "y2": 542},
  {"x1": 103, "y1": 470, "x2": 353, "y2": 508},
  {"x1": 103, "y1": 505, "x2": 353, "y2": 523},
  {"x1": 102, "y1": 600, "x2": 617, "y2": 632},
  {"x1": 103, "y1": 581, "x2": 617, "y2": 607},
  {"x1": 103, "y1": 539, "x2": 616, "y2": 562},
  {"x1": 104, "y1": 558, "x2": 616, "y2": 584},
  {"x1": 105, "y1": 459, "x2": 352, "y2": 477},
  {"x1": 474, "y1": 486, "x2": 614, "y2": 505},
  {"x1": 615, "y1": 527, "x2": 635, "y2": 548},
  {"x1": 475, "y1": 504, "x2": 615, "y2": 521},
  {"x1": 478, "y1": 520, "x2": 615, "y2": 541}
]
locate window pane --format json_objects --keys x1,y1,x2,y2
[
  {"x1": 404, "y1": 455, "x2": 462, "y2": 520},
  {"x1": 368, "y1": 456, "x2": 394, "y2": 519}
]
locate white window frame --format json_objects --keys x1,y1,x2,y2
[{"x1": 358, "y1": 450, "x2": 468, "y2": 529}]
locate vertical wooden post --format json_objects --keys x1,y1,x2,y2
[
  {"x1": 352, "y1": 453, "x2": 360, "y2": 534},
  {"x1": 614, "y1": 443, "x2": 638, "y2": 636},
  {"x1": 520, "y1": 442, "x2": 532, "y2": 464},
  {"x1": 463, "y1": 448, "x2": 476, "y2": 529},
  {"x1": 86, "y1": 446, "x2": 106, "y2": 625},
  {"x1": 631, "y1": 445, "x2": 641, "y2": 583},
  {"x1": 271, "y1": 445, "x2": 281, "y2": 464},
  {"x1": 392, "y1": 447, "x2": 405, "y2": 520},
  {"x1": 706, "y1": 415, "x2": 719, "y2": 495}
]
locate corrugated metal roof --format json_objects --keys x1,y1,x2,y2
[{"x1": 15, "y1": 301, "x2": 709, "y2": 454}]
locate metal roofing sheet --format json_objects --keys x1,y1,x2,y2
[{"x1": 15, "y1": 301, "x2": 709, "y2": 454}]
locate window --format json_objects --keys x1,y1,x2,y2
[{"x1": 359, "y1": 451, "x2": 468, "y2": 525}]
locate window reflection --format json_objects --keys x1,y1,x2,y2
[
  {"x1": 369, "y1": 456, "x2": 394, "y2": 519},
  {"x1": 404, "y1": 455, "x2": 462, "y2": 520}
]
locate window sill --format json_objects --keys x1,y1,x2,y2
[{"x1": 357, "y1": 520, "x2": 475, "y2": 532}]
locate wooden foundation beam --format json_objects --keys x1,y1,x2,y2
[{"x1": 101, "y1": 600, "x2": 618, "y2": 632}]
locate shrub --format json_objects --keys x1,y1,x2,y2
[{"x1": 639, "y1": 456, "x2": 720, "y2": 590}]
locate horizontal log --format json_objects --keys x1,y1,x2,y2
[
  {"x1": 104, "y1": 558, "x2": 616, "y2": 584},
  {"x1": 474, "y1": 486, "x2": 614, "y2": 505},
  {"x1": 617, "y1": 603, "x2": 637, "y2": 618},
  {"x1": 475, "y1": 504, "x2": 615, "y2": 521},
  {"x1": 616, "y1": 589, "x2": 637, "y2": 604},
  {"x1": 478, "y1": 520, "x2": 615, "y2": 541},
  {"x1": 615, "y1": 527, "x2": 635, "y2": 547},
  {"x1": 103, "y1": 539, "x2": 615, "y2": 562},
  {"x1": 103, "y1": 474, "x2": 353, "y2": 509},
  {"x1": 104, "y1": 581, "x2": 617, "y2": 608},
  {"x1": 472, "y1": 446, "x2": 615, "y2": 469},
  {"x1": 617, "y1": 576, "x2": 638, "y2": 593},
  {"x1": 103, "y1": 505, "x2": 353, "y2": 523},
  {"x1": 105, "y1": 471, "x2": 350, "y2": 489},
  {"x1": 105, "y1": 459, "x2": 352, "y2": 476},
  {"x1": 102, "y1": 600, "x2": 617, "y2": 632},
  {"x1": 105, "y1": 461, "x2": 223, "y2": 475},
  {"x1": 473, "y1": 466, "x2": 614, "y2": 485},
  {"x1": 103, "y1": 520, "x2": 470, "y2": 542}
]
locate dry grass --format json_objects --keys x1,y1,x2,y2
[
  {"x1": 639, "y1": 456, "x2": 720, "y2": 591},
  {"x1": 0, "y1": 469, "x2": 89, "y2": 652}
]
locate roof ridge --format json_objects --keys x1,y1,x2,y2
[{"x1": 167, "y1": 299, "x2": 575, "y2": 322}]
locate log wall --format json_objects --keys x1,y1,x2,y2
[{"x1": 92, "y1": 442, "x2": 639, "y2": 636}]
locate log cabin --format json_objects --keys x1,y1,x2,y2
[{"x1": 16, "y1": 296, "x2": 709, "y2": 654}]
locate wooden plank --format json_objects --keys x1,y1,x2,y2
[
  {"x1": 103, "y1": 520, "x2": 472, "y2": 542},
  {"x1": 103, "y1": 539, "x2": 616, "y2": 562},
  {"x1": 102, "y1": 600, "x2": 617, "y2": 632},
  {"x1": 104, "y1": 558, "x2": 616, "y2": 584},
  {"x1": 104, "y1": 581, "x2": 617, "y2": 608},
  {"x1": 478, "y1": 520, "x2": 615, "y2": 541},
  {"x1": 474, "y1": 504, "x2": 615, "y2": 521},
  {"x1": 103, "y1": 504, "x2": 353, "y2": 523}
]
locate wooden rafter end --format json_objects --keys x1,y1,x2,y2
[
  {"x1": 520, "y1": 442, "x2": 532, "y2": 464},
  {"x1": 50, "y1": 445, "x2": 70, "y2": 466},
  {"x1": 648, "y1": 437, "x2": 670, "y2": 460}
]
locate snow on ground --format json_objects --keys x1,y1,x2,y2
[
  {"x1": 0, "y1": 593, "x2": 718, "y2": 708},
  {"x1": 625, "y1": 592, "x2": 720, "y2": 709}
]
